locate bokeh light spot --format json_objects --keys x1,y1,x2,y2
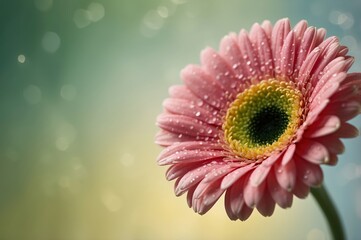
[
  {"x1": 73, "y1": 9, "x2": 91, "y2": 28},
  {"x1": 120, "y1": 152, "x2": 134, "y2": 167},
  {"x1": 101, "y1": 191, "x2": 122, "y2": 212},
  {"x1": 23, "y1": 85, "x2": 42, "y2": 104},
  {"x1": 42, "y1": 32, "x2": 61, "y2": 53},
  {"x1": 329, "y1": 10, "x2": 354, "y2": 29},
  {"x1": 56, "y1": 137, "x2": 70, "y2": 151},
  {"x1": 88, "y1": 2, "x2": 105, "y2": 22},
  {"x1": 60, "y1": 84, "x2": 77, "y2": 101},
  {"x1": 17, "y1": 54, "x2": 26, "y2": 63},
  {"x1": 157, "y1": 6, "x2": 169, "y2": 18}
]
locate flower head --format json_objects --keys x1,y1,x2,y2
[{"x1": 156, "y1": 18, "x2": 361, "y2": 220}]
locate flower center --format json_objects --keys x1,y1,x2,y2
[{"x1": 223, "y1": 79, "x2": 303, "y2": 160}]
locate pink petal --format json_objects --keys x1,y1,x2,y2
[
  {"x1": 332, "y1": 77, "x2": 361, "y2": 103},
  {"x1": 294, "y1": 27, "x2": 317, "y2": 74},
  {"x1": 219, "y1": 34, "x2": 250, "y2": 85},
  {"x1": 168, "y1": 85, "x2": 198, "y2": 101},
  {"x1": 292, "y1": 21, "x2": 308, "y2": 74},
  {"x1": 155, "y1": 130, "x2": 197, "y2": 146},
  {"x1": 193, "y1": 179, "x2": 225, "y2": 215},
  {"x1": 335, "y1": 122, "x2": 359, "y2": 138},
  {"x1": 309, "y1": 73, "x2": 345, "y2": 109},
  {"x1": 263, "y1": 152, "x2": 283, "y2": 167},
  {"x1": 304, "y1": 115, "x2": 341, "y2": 138},
  {"x1": 271, "y1": 18, "x2": 291, "y2": 74},
  {"x1": 344, "y1": 56, "x2": 355, "y2": 71},
  {"x1": 175, "y1": 161, "x2": 225, "y2": 196},
  {"x1": 168, "y1": 85, "x2": 219, "y2": 118},
  {"x1": 181, "y1": 64, "x2": 227, "y2": 109},
  {"x1": 163, "y1": 98, "x2": 222, "y2": 125},
  {"x1": 249, "y1": 164, "x2": 272, "y2": 187},
  {"x1": 201, "y1": 48, "x2": 238, "y2": 96},
  {"x1": 293, "y1": 20, "x2": 308, "y2": 41},
  {"x1": 315, "y1": 135, "x2": 344, "y2": 155},
  {"x1": 166, "y1": 163, "x2": 201, "y2": 181},
  {"x1": 238, "y1": 30, "x2": 262, "y2": 80},
  {"x1": 256, "y1": 191, "x2": 275, "y2": 217},
  {"x1": 221, "y1": 163, "x2": 255, "y2": 189},
  {"x1": 314, "y1": 28, "x2": 326, "y2": 46},
  {"x1": 186, "y1": 185, "x2": 197, "y2": 207},
  {"x1": 303, "y1": 99, "x2": 329, "y2": 127},
  {"x1": 282, "y1": 144, "x2": 296, "y2": 165},
  {"x1": 158, "y1": 149, "x2": 226, "y2": 166},
  {"x1": 310, "y1": 39, "x2": 340, "y2": 84},
  {"x1": 250, "y1": 23, "x2": 274, "y2": 79},
  {"x1": 247, "y1": 153, "x2": 282, "y2": 186},
  {"x1": 298, "y1": 47, "x2": 321, "y2": 85},
  {"x1": 296, "y1": 139, "x2": 329, "y2": 164},
  {"x1": 157, "y1": 113, "x2": 221, "y2": 138},
  {"x1": 261, "y1": 20, "x2": 272, "y2": 39},
  {"x1": 157, "y1": 141, "x2": 223, "y2": 162},
  {"x1": 325, "y1": 153, "x2": 338, "y2": 166},
  {"x1": 267, "y1": 170, "x2": 293, "y2": 208},
  {"x1": 310, "y1": 58, "x2": 346, "y2": 101},
  {"x1": 292, "y1": 178, "x2": 310, "y2": 199},
  {"x1": 324, "y1": 100, "x2": 361, "y2": 121},
  {"x1": 280, "y1": 31, "x2": 296, "y2": 77},
  {"x1": 295, "y1": 156, "x2": 323, "y2": 187},
  {"x1": 243, "y1": 174, "x2": 266, "y2": 208},
  {"x1": 202, "y1": 164, "x2": 235, "y2": 183},
  {"x1": 274, "y1": 158, "x2": 297, "y2": 191},
  {"x1": 340, "y1": 72, "x2": 361, "y2": 86},
  {"x1": 337, "y1": 45, "x2": 349, "y2": 57},
  {"x1": 237, "y1": 205, "x2": 254, "y2": 221},
  {"x1": 224, "y1": 177, "x2": 246, "y2": 220}
]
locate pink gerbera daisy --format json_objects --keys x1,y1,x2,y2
[{"x1": 155, "y1": 18, "x2": 361, "y2": 220}]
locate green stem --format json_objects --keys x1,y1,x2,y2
[{"x1": 310, "y1": 185, "x2": 345, "y2": 240}]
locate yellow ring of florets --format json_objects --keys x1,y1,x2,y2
[{"x1": 223, "y1": 79, "x2": 303, "y2": 160}]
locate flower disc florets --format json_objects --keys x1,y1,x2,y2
[{"x1": 224, "y1": 79, "x2": 303, "y2": 160}]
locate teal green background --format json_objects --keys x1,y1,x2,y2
[{"x1": 0, "y1": 0, "x2": 360, "y2": 239}]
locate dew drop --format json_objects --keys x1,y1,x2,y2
[{"x1": 195, "y1": 111, "x2": 201, "y2": 117}]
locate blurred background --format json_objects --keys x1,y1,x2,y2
[{"x1": 0, "y1": 0, "x2": 360, "y2": 239}]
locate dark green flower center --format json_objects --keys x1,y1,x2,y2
[{"x1": 248, "y1": 105, "x2": 290, "y2": 145}]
